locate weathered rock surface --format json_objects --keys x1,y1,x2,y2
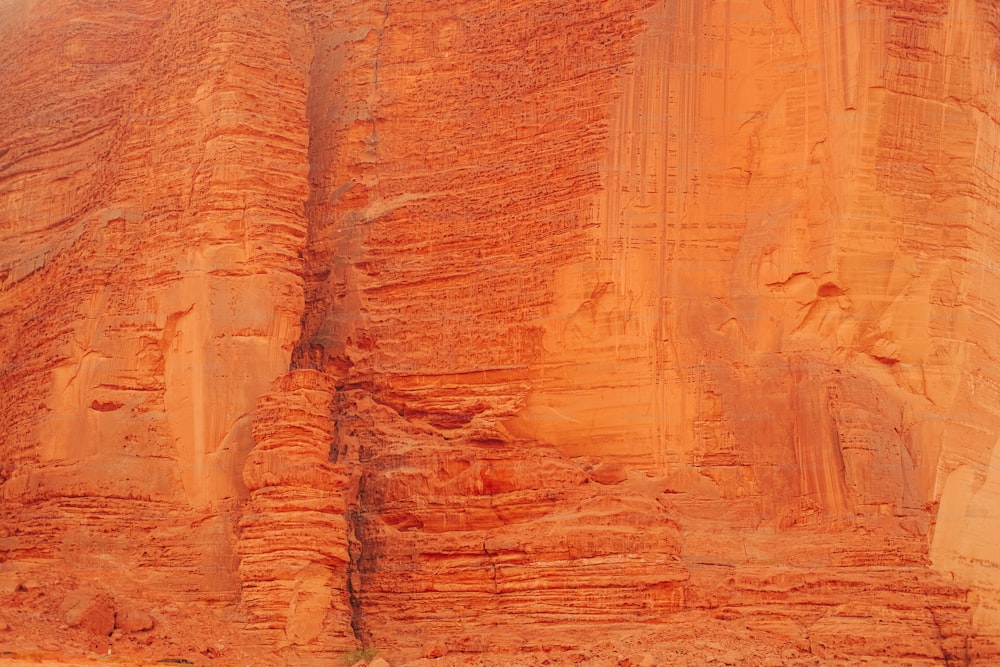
[
  {"x1": 2, "y1": 0, "x2": 1000, "y2": 664},
  {"x1": 238, "y1": 369, "x2": 355, "y2": 658},
  {"x1": 60, "y1": 590, "x2": 115, "y2": 637}
]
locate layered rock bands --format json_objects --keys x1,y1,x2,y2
[{"x1": 3, "y1": 0, "x2": 1000, "y2": 664}]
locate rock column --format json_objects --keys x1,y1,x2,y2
[{"x1": 238, "y1": 370, "x2": 355, "y2": 656}]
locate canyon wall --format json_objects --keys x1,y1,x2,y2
[{"x1": 2, "y1": 0, "x2": 1000, "y2": 664}]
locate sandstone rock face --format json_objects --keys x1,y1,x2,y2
[
  {"x1": 2, "y1": 0, "x2": 1000, "y2": 664},
  {"x1": 238, "y1": 370, "x2": 355, "y2": 657}
]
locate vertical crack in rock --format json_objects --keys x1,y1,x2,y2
[
  {"x1": 483, "y1": 541, "x2": 499, "y2": 596},
  {"x1": 276, "y1": 0, "x2": 390, "y2": 652},
  {"x1": 346, "y1": 469, "x2": 371, "y2": 647}
]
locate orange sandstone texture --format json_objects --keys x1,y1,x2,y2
[{"x1": 2, "y1": 0, "x2": 1000, "y2": 665}]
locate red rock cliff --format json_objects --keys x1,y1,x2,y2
[{"x1": 2, "y1": 0, "x2": 1000, "y2": 664}]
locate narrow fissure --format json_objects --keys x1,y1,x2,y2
[
  {"x1": 346, "y1": 472, "x2": 372, "y2": 646},
  {"x1": 285, "y1": 4, "x2": 383, "y2": 648}
]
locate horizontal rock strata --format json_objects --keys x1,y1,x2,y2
[{"x1": 2, "y1": 0, "x2": 1000, "y2": 664}]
